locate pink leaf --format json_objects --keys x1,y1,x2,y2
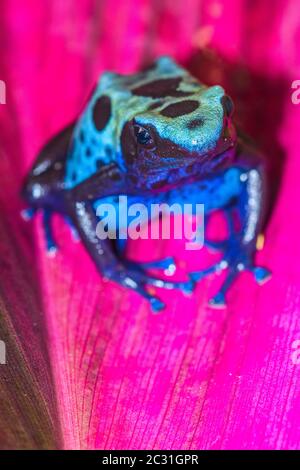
[{"x1": 0, "y1": 0, "x2": 300, "y2": 450}]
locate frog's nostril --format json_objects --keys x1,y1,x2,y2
[{"x1": 221, "y1": 95, "x2": 234, "y2": 117}]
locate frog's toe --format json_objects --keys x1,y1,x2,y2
[
  {"x1": 139, "y1": 256, "x2": 176, "y2": 275},
  {"x1": 209, "y1": 292, "x2": 227, "y2": 309},
  {"x1": 207, "y1": 267, "x2": 239, "y2": 309},
  {"x1": 252, "y1": 266, "x2": 272, "y2": 285},
  {"x1": 190, "y1": 243, "x2": 271, "y2": 307},
  {"x1": 21, "y1": 207, "x2": 37, "y2": 221},
  {"x1": 46, "y1": 245, "x2": 58, "y2": 258},
  {"x1": 149, "y1": 297, "x2": 166, "y2": 313},
  {"x1": 44, "y1": 230, "x2": 58, "y2": 256},
  {"x1": 181, "y1": 279, "x2": 195, "y2": 295},
  {"x1": 208, "y1": 261, "x2": 271, "y2": 308},
  {"x1": 42, "y1": 210, "x2": 59, "y2": 255}
]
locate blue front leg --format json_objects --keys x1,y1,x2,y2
[{"x1": 191, "y1": 165, "x2": 271, "y2": 307}]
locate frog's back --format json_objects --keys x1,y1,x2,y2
[{"x1": 64, "y1": 57, "x2": 201, "y2": 189}]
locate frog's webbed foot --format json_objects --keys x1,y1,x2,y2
[
  {"x1": 114, "y1": 239, "x2": 194, "y2": 300},
  {"x1": 123, "y1": 256, "x2": 194, "y2": 298},
  {"x1": 105, "y1": 265, "x2": 166, "y2": 312},
  {"x1": 105, "y1": 260, "x2": 194, "y2": 313},
  {"x1": 190, "y1": 235, "x2": 271, "y2": 308},
  {"x1": 22, "y1": 207, "x2": 58, "y2": 255}
]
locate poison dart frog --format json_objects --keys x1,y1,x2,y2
[{"x1": 22, "y1": 56, "x2": 271, "y2": 311}]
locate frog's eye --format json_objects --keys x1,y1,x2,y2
[{"x1": 133, "y1": 125, "x2": 155, "y2": 148}]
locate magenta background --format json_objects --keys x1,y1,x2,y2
[{"x1": 1, "y1": 0, "x2": 300, "y2": 449}]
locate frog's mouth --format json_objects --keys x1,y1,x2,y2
[
  {"x1": 144, "y1": 118, "x2": 236, "y2": 173},
  {"x1": 207, "y1": 117, "x2": 237, "y2": 165},
  {"x1": 119, "y1": 113, "x2": 237, "y2": 193},
  {"x1": 198, "y1": 123, "x2": 236, "y2": 167},
  {"x1": 127, "y1": 148, "x2": 236, "y2": 194}
]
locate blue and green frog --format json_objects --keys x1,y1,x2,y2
[{"x1": 22, "y1": 56, "x2": 271, "y2": 311}]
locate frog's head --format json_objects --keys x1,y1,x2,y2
[
  {"x1": 120, "y1": 70, "x2": 236, "y2": 191},
  {"x1": 64, "y1": 56, "x2": 236, "y2": 194}
]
